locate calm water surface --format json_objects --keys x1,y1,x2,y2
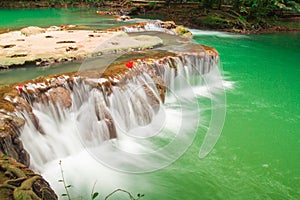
[
  {"x1": 0, "y1": 9, "x2": 299, "y2": 199},
  {"x1": 0, "y1": 8, "x2": 133, "y2": 31}
]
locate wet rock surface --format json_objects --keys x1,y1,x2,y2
[{"x1": 47, "y1": 87, "x2": 72, "y2": 109}]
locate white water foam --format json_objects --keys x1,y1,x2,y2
[{"x1": 189, "y1": 29, "x2": 248, "y2": 38}]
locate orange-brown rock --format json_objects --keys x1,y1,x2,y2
[{"x1": 48, "y1": 87, "x2": 72, "y2": 109}]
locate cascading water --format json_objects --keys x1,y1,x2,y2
[
  {"x1": 123, "y1": 20, "x2": 176, "y2": 35},
  {"x1": 17, "y1": 51, "x2": 228, "y2": 198}
]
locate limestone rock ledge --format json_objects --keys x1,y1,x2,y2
[
  {"x1": 0, "y1": 28, "x2": 163, "y2": 68},
  {"x1": 0, "y1": 154, "x2": 57, "y2": 200},
  {"x1": 0, "y1": 20, "x2": 193, "y2": 69}
]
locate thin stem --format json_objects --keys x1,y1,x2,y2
[
  {"x1": 104, "y1": 189, "x2": 136, "y2": 200},
  {"x1": 91, "y1": 181, "x2": 97, "y2": 199},
  {"x1": 59, "y1": 160, "x2": 72, "y2": 200}
]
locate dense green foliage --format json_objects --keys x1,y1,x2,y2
[
  {"x1": 0, "y1": 0, "x2": 299, "y2": 32},
  {"x1": 200, "y1": 0, "x2": 299, "y2": 16},
  {"x1": 0, "y1": 0, "x2": 106, "y2": 6},
  {"x1": 195, "y1": 0, "x2": 300, "y2": 30}
]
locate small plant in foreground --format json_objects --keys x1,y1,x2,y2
[
  {"x1": 58, "y1": 160, "x2": 72, "y2": 200},
  {"x1": 104, "y1": 189, "x2": 144, "y2": 200},
  {"x1": 91, "y1": 181, "x2": 99, "y2": 200},
  {"x1": 58, "y1": 160, "x2": 144, "y2": 200}
]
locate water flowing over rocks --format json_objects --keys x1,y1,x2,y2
[
  {"x1": 0, "y1": 21, "x2": 219, "y2": 198},
  {"x1": 0, "y1": 48, "x2": 218, "y2": 164},
  {"x1": 120, "y1": 20, "x2": 193, "y2": 38}
]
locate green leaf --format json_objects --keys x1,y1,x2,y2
[
  {"x1": 2, "y1": 154, "x2": 11, "y2": 159},
  {"x1": 61, "y1": 194, "x2": 67, "y2": 196},
  {"x1": 66, "y1": 185, "x2": 72, "y2": 188},
  {"x1": 58, "y1": 180, "x2": 64, "y2": 182},
  {"x1": 92, "y1": 192, "x2": 99, "y2": 200}
]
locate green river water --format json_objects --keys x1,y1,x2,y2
[
  {"x1": 0, "y1": 8, "x2": 123, "y2": 30},
  {"x1": 0, "y1": 8, "x2": 299, "y2": 200}
]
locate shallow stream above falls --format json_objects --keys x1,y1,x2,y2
[{"x1": 0, "y1": 8, "x2": 299, "y2": 200}]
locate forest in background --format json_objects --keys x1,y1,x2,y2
[{"x1": 0, "y1": 0, "x2": 299, "y2": 33}]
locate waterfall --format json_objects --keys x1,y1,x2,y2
[
  {"x1": 17, "y1": 52, "x2": 225, "y2": 197},
  {"x1": 123, "y1": 20, "x2": 176, "y2": 35}
]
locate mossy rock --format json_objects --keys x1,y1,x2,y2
[
  {"x1": 0, "y1": 155, "x2": 57, "y2": 200},
  {"x1": 173, "y1": 26, "x2": 193, "y2": 38}
]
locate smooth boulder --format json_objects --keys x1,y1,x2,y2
[{"x1": 20, "y1": 26, "x2": 45, "y2": 36}]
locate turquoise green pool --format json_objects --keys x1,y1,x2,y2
[
  {"x1": 0, "y1": 8, "x2": 299, "y2": 199},
  {"x1": 0, "y1": 8, "x2": 129, "y2": 31},
  {"x1": 147, "y1": 31, "x2": 300, "y2": 199}
]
